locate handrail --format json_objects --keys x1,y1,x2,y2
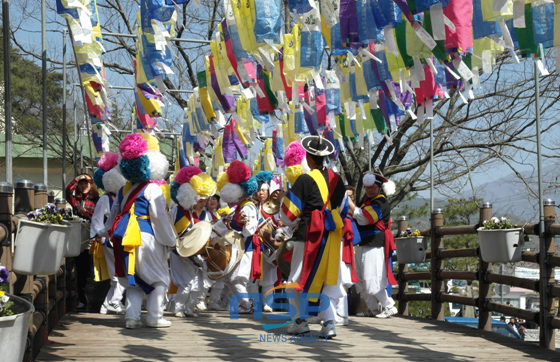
[
  {"x1": 0, "y1": 184, "x2": 76, "y2": 361},
  {"x1": 395, "y1": 201, "x2": 557, "y2": 350}
]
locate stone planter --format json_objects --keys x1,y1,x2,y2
[
  {"x1": 0, "y1": 293, "x2": 34, "y2": 362},
  {"x1": 13, "y1": 219, "x2": 70, "y2": 275},
  {"x1": 477, "y1": 228, "x2": 524, "y2": 263},
  {"x1": 395, "y1": 236, "x2": 427, "y2": 264}
]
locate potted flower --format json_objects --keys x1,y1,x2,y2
[
  {"x1": 60, "y1": 208, "x2": 92, "y2": 257},
  {"x1": 12, "y1": 203, "x2": 71, "y2": 275},
  {"x1": 395, "y1": 228, "x2": 427, "y2": 264},
  {"x1": 0, "y1": 263, "x2": 35, "y2": 362},
  {"x1": 477, "y1": 217, "x2": 524, "y2": 263}
]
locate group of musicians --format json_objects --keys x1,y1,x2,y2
[{"x1": 91, "y1": 133, "x2": 397, "y2": 339}]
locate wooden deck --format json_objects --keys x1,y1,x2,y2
[{"x1": 34, "y1": 309, "x2": 559, "y2": 361}]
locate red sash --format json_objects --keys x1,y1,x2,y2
[
  {"x1": 342, "y1": 218, "x2": 359, "y2": 283},
  {"x1": 107, "y1": 181, "x2": 150, "y2": 277},
  {"x1": 374, "y1": 218, "x2": 397, "y2": 286}
]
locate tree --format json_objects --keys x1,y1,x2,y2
[
  {"x1": 0, "y1": 30, "x2": 70, "y2": 158},
  {"x1": 344, "y1": 56, "x2": 560, "y2": 213}
]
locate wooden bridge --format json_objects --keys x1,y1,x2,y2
[
  {"x1": 1, "y1": 184, "x2": 560, "y2": 360},
  {"x1": 34, "y1": 310, "x2": 559, "y2": 361}
]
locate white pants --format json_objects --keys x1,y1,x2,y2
[
  {"x1": 287, "y1": 242, "x2": 341, "y2": 323},
  {"x1": 355, "y1": 245, "x2": 395, "y2": 309},
  {"x1": 125, "y1": 282, "x2": 166, "y2": 323},
  {"x1": 173, "y1": 284, "x2": 202, "y2": 314},
  {"x1": 227, "y1": 250, "x2": 254, "y2": 309},
  {"x1": 102, "y1": 246, "x2": 126, "y2": 306}
]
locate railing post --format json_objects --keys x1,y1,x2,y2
[
  {"x1": 540, "y1": 199, "x2": 556, "y2": 349},
  {"x1": 478, "y1": 202, "x2": 493, "y2": 331},
  {"x1": 431, "y1": 208, "x2": 444, "y2": 320},
  {"x1": 397, "y1": 216, "x2": 409, "y2": 315},
  {"x1": 34, "y1": 183, "x2": 48, "y2": 209},
  {"x1": 47, "y1": 190, "x2": 55, "y2": 204},
  {"x1": 14, "y1": 179, "x2": 34, "y2": 214}
]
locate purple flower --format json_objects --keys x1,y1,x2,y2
[
  {"x1": 406, "y1": 228, "x2": 412, "y2": 234},
  {"x1": 0, "y1": 265, "x2": 7, "y2": 284}
]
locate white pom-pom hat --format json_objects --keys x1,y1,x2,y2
[
  {"x1": 102, "y1": 167, "x2": 127, "y2": 195},
  {"x1": 363, "y1": 172, "x2": 395, "y2": 196}
]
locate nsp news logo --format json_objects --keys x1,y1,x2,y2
[{"x1": 229, "y1": 283, "x2": 329, "y2": 330}]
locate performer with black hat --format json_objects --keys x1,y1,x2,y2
[
  {"x1": 275, "y1": 134, "x2": 348, "y2": 339},
  {"x1": 348, "y1": 172, "x2": 398, "y2": 319}
]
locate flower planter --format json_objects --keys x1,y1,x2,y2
[
  {"x1": 13, "y1": 219, "x2": 70, "y2": 275},
  {"x1": 395, "y1": 236, "x2": 427, "y2": 264},
  {"x1": 0, "y1": 293, "x2": 34, "y2": 362},
  {"x1": 477, "y1": 228, "x2": 523, "y2": 263},
  {"x1": 64, "y1": 221, "x2": 91, "y2": 257}
]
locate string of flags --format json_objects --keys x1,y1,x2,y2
[{"x1": 60, "y1": 0, "x2": 558, "y2": 177}]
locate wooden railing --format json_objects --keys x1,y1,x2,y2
[
  {"x1": 395, "y1": 201, "x2": 557, "y2": 350},
  {"x1": 0, "y1": 181, "x2": 77, "y2": 361}
]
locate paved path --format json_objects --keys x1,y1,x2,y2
[{"x1": 36, "y1": 310, "x2": 559, "y2": 361}]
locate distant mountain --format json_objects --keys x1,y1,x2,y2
[
  {"x1": 464, "y1": 165, "x2": 560, "y2": 224},
  {"x1": 392, "y1": 165, "x2": 560, "y2": 227}
]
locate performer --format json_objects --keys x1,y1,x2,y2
[
  {"x1": 168, "y1": 166, "x2": 217, "y2": 318},
  {"x1": 277, "y1": 135, "x2": 348, "y2": 339},
  {"x1": 103, "y1": 133, "x2": 176, "y2": 329},
  {"x1": 91, "y1": 152, "x2": 127, "y2": 315},
  {"x1": 254, "y1": 171, "x2": 282, "y2": 313},
  {"x1": 348, "y1": 172, "x2": 398, "y2": 319},
  {"x1": 213, "y1": 161, "x2": 259, "y2": 314},
  {"x1": 203, "y1": 194, "x2": 230, "y2": 311}
]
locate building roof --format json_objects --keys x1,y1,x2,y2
[{"x1": 0, "y1": 133, "x2": 174, "y2": 159}]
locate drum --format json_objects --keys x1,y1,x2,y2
[
  {"x1": 176, "y1": 221, "x2": 213, "y2": 258},
  {"x1": 258, "y1": 218, "x2": 288, "y2": 265},
  {"x1": 206, "y1": 229, "x2": 244, "y2": 280}
]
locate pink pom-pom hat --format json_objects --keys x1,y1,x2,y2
[
  {"x1": 284, "y1": 141, "x2": 306, "y2": 167},
  {"x1": 119, "y1": 133, "x2": 148, "y2": 160},
  {"x1": 175, "y1": 166, "x2": 202, "y2": 185},
  {"x1": 226, "y1": 160, "x2": 251, "y2": 184},
  {"x1": 97, "y1": 152, "x2": 119, "y2": 171}
]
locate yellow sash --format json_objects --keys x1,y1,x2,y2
[
  {"x1": 89, "y1": 241, "x2": 109, "y2": 282},
  {"x1": 120, "y1": 184, "x2": 150, "y2": 278}
]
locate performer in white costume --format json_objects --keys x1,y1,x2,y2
[
  {"x1": 91, "y1": 151, "x2": 128, "y2": 315},
  {"x1": 104, "y1": 133, "x2": 176, "y2": 329}
]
